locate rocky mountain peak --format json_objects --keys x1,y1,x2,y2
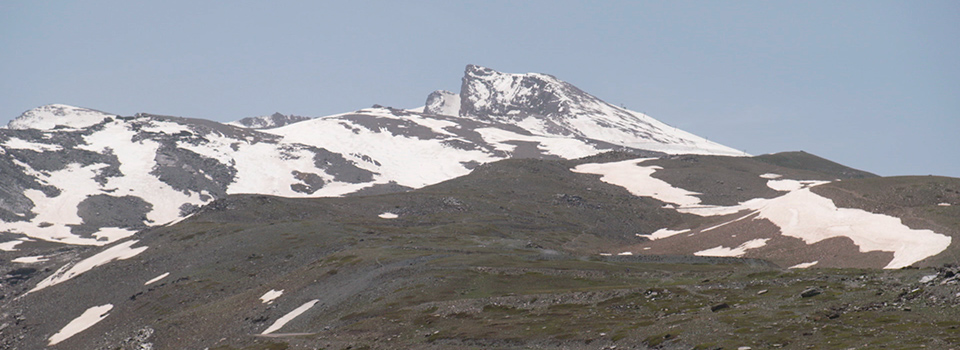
[
  {"x1": 456, "y1": 65, "x2": 745, "y2": 156},
  {"x1": 422, "y1": 90, "x2": 460, "y2": 116},
  {"x1": 458, "y1": 64, "x2": 576, "y2": 121}
]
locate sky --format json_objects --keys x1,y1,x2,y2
[{"x1": 1, "y1": 1, "x2": 958, "y2": 177}]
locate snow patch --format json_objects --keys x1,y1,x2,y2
[
  {"x1": 766, "y1": 179, "x2": 829, "y2": 192},
  {"x1": 0, "y1": 238, "x2": 29, "y2": 251},
  {"x1": 145, "y1": 272, "x2": 170, "y2": 285},
  {"x1": 2, "y1": 138, "x2": 64, "y2": 152},
  {"x1": 48, "y1": 304, "x2": 113, "y2": 345},
  {"x1": 789, "y1": 261, "x2": 819, "y2": 269},
  {"x1": 29, "y1": 240, "x2": 148, "y2": 294},
  {"x1": 695, "y1": 239, "x2": 770, "y2": 257},
  {"x1": 260, "y1": 289, "x2": 284, "y2": 304},
  {"x1": 262, "y1": 299, "x2": 320, "y2": 334},
  {"x1": 12, "y1": 255, "x2": 47, "y2": 263},
  {"x1": 572, "y1": 158, "x2": 703, "y2": 207},
  {"x1": 378, "y1": 212, "x2": 399, "y2": 219},
  {"x1": 920, "y1": 275, "x2": 938, "y2": 283},
  {"x1": 759, "y1": 173, "x2": 782, "y2": 179},
  {"x1": 939, "y1": 203, "x2": 952, "y2": 207},
  {"x1": 700, "y1": 211, "x2": 759, "y2": 233},
  {"x1": 645, "y1": 228, "x2": 690, "y2": 240}
]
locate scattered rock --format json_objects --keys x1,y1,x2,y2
[
  {"x1": 711, "y1": 303, "x2": 730, "y2": 312},
  {"x1": 800, "y1": 288, "x2": 821, "y2": 298}
]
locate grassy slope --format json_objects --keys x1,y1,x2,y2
[{"x1": 754, "y1": 151, "x2": 877, "y2": 179}]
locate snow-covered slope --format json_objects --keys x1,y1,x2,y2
[
  {"x1": 6, "y1": 104, "x2": 114, "y2": 130},
  {"x1": 0, "y1": 65, "x2": 747, "y2": 246}
]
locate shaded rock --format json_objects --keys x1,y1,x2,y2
[{"x1": 710, "y1": 303, "x2": 730, "y2": 312}]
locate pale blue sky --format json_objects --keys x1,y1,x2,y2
[{"x1": 1, "y1": 1, "x2": 958, "y2": 177}]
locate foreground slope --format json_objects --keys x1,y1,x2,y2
[{"x1": 3, "y1": 154, "x2": 960, "y2": 349}]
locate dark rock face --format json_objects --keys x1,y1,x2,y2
[
  {"x1": 290, "y1": 171, "x2": 326, "y2": 194},
  {"x1": 340, "y1": 113, "x2": 443, "y2": 141},
  {"x1": 74, "y1": 195, "x2": 153, "y2": 234},
  {"x1": 151, "y1": 142, "x2": 236, "y2": 198},
  {"x1": 308, "y1": 146, "x2": 376, "y2": 184}
]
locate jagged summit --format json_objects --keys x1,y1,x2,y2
[
  {"x1": 456, "y1": 64, "x2": 746, "y2": 156},
  {"x1": 8, "y1": 104, "x2": 114, "y2": 130},
  {"x1": 422, "y1": 90, "x2": 460, "y2": 116}
]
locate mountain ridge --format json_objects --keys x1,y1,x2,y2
[{"x1": 0, "y1": 65, "x2": 746, "y2": 247}]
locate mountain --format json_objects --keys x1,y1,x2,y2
[
  {"x1": 0, "y1": 65, "x2": 743, "y2": 248},
  {"x1": 3, "y1": 65, "x2": 960, "y2": 349}
]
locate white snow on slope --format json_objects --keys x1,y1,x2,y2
[
  {"x1": 645, "y1": 228, "x2": 691, "y2": 240},
  {"x1": 79, "y1": 120, "x2": 209, "y2": 224},
  {"x1": 378, "y1": 212, "x2": 398, "y2": 219},
  {"x1": 573, "y1": 158, "x2": 952, "y2": 268},
  {"x1": 262, "y1": 299, "x2": 319, "y2": 334},
  {"x1": 2, "y1": 137, "x2": 64, "y2": 152},
  {"x1": 1, "y1": 161, "x2": 137, "y2": 245},
  {"x1": 2, "y1": 118, "x2": 209, "y2": 245},
  {"x1": 767, "y1": 179, "x2": 829, "y2": 192},
  {"x1": 145, "y1": 272, "x2": 170, "y2": 285},
  {"x1": 476, "y1": 127, "x2": 603, "y2": 159},
  {"x1": 789, "y1": 261, "x2": 819, "y2": 269},
  {"x1": 0, "y1": 238, "x2": 30, "y2": 251},
  {"x1": 760, "y1": 173, "x2": 783, "y2": 179},
  {"x1": 695, "y1": 239, "x2": 771, "y2": 257},
  {"x1": 9, "y1": 104, "x2": 113, "y2": 130},
  {"x1": 29, "y1": 240, "x2": 148, "y2": 294},
  {"x1": 12, "y1": 255, "x2": 48, "y2": 263},
  {"x1": 48, "y1": 304, "x2": 113, "y2": 345},
  {"x1": 572, "y1": 159, "x2": 702, "y2": 206},
  {"x1": 260, "y1": 289, "x2": 283, "y2": 304},
  {"x1": 269, "y1": 110, "x2": 500, "y2": 190}
]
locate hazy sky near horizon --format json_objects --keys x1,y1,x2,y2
[{"x1": 1, "y1": 1, "x2": 958, "y2": 177}]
